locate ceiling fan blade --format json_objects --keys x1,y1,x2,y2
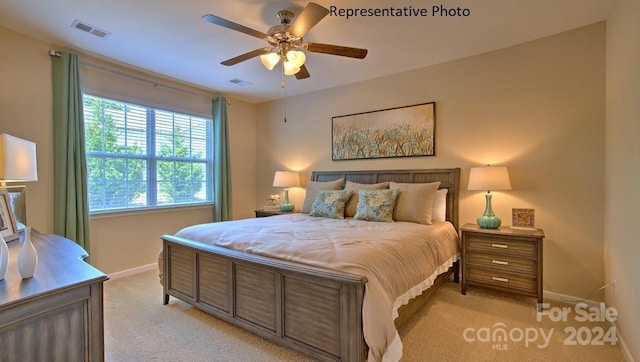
[
  {"x1": 306, "y1": 43, "x2": 368, "y2": 59},
  {"x1": 202, "y1": 14, "x2": 267, "y2": 39},
  {"x1": 221, "y1": 48, "x2": 270, "y2": 66},
  {"x1": 288, "y1": 3, "x2": 329, "y2": 38},
  {"x1": 295, "y1": 64, "x2": 310, "y2": 79}
]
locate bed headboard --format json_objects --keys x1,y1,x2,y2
[{"x1": 310, "y1": 168, "x2": 461, "y2": 230}]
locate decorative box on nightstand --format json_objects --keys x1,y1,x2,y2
[{"x1": 460, "y1": 223, "x2": 545, "y2": 309}]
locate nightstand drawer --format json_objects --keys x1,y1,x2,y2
[
  {"x1": 466, "y1": 235, "x2": 535, "y2": 256},
  {"x1": 466, "y1": 253, "x2": 536, "y2": 275},
  {"x1": 467, "y1": 266, "x2": 536, "y2": 293}
]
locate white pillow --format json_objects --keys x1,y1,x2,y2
[{"x1": 432, "y1": 188, "x2": 448, "y2": 222}]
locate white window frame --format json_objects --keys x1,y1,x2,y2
[{"x1": 83, "y1": 94, "x2": 213, "y2": 214}]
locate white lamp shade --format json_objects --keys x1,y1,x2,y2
[
  {"x1": 0, "y1": 133, "x2": 38, "y2": 182},
  {"x1": 286, "y1": 50, "x2": 306, "y2": 68},
  {"x1": 273, "y1": 171, "x2": 300, "y2": 188},
  {"x1": 468, "y1": 166, "x2": 511, "y2": 191},
  {"x1": 260, "y1": 52, "x2": 280, "y2": 70}
]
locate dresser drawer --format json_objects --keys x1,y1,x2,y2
[
  {"x1": 466, "y1": 234, "x2": 536, "y2": 257},
  {"x1": 466, "y1": 252, "x2": 536, "y2": 275},
  {"x1": 467, "y1": 266, "x2": 536, "y2": 294}
]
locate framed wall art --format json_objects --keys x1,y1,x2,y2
[
  {"x1": 332, "y1": 102, "x2": 435, "y2": 160},
  {"x1": 511, "y1": 208, "x2": 536, "y2": 230},
  {"x1": 0, "y1": 189, "x2": 19, "y2": 241}
]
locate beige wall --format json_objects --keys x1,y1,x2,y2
[
  {"x1": 0, "y1": 26, "x2": 257, "y2": 274},
  {"x1": 605, "y1": 0, "x2": 640, "y2": 359},
  {"x1": 257, "y1": 23, "x2": 606, "y2": 301},
  {"x1": 0, "y1": 26, "x2": 54, "y2": 234}
]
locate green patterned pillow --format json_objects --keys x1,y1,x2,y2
[
  {"x1": 301, "y1": 178, "x2": 344, "y2": 213},
  {"x1": 343, "y1": 181, "x2": 390, "y2": 217},
  {"x1": 309, "y1": 190, "x2": 354, "y2": 219},
  {"x1": 353, "y1": 189, "x2": 399, "y2": 222}
]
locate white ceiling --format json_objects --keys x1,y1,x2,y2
[{"x1": 0, "y1": 0, "x2": 614, "y2": 103}]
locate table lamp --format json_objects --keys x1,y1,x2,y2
[
  {"x1": 273, "y1": 171, "x2": 300, "y2": 212},
  {"x1": 0, "y1": 133, "x2": 38, "y2": 234},
  {"x1": 468, "y1": 165, "x2": 511, "y2": 229}
]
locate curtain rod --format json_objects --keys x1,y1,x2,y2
[{"x1": 48, "y1": 49, "x2": 231, "y2": 105}]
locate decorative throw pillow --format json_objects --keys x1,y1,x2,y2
[
  {"x1": 343, "y1": 181, "x2": 390, "y2": 217},
  {"x1": 390, "y1": 181, "x2": 441, "y2": 224},
  {"x1": 309, "y1": 190, "x2": 354, "y2": 219},
  {"x1": 353, "y1": 189, "x2": 399, "y2": 222},
  {"x1": 432, "y1": 188, "x2": 448, "y2": 222},
  {"x1": 301, "y1": 178, "x2": 344, "y2": 213}
]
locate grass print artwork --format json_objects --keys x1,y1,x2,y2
[{"x1": 332, "y1": 102, "x2": 435, "y2": 160}]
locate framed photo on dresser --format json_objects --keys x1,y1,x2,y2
[
  {"x1": 0, "y1": 189, "x2": 19, "y2": 241},
  {"x1": 511, "y1": 208, "x2": 536, "y2": 230}
]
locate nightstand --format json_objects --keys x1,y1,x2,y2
[
  {"x1": 460, "y1": 223, "x2": 545, "y2": 309},
  {"x1": 255, "y1": 209, "x2": 299, "y2": 217}
]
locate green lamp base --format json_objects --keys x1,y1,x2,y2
[
  {"x1": 279, "y1": 203, "x2": 294, "y2": 212},
  {"x1": 477, "y1": 192, "x2": 502, "y2": 229},
  {"x1": 477, "y1": 215, "x2": 502, "y2": 229},
  {"x1": 280, "y1": 188, "x2": 295, "y2": 212}
]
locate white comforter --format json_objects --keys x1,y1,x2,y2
[{"x1": 175, "y1": 214, "x2": 459, "y2": 362}]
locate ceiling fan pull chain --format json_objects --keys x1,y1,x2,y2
[
  {"x1": 283, "y1": 96, "x2": 287, "y2": 123},
  {"x1": 282, "y1": 64, "x2": 287, "y2": 123}
]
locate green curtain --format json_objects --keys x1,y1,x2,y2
[
  {"x1": 51, "y1": 52, "x2": 91, "y2": 250},
  {"x1": 212, "y1": 97, "x2": 232, "y2": 222}
]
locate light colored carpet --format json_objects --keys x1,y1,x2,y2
[{"x1": 104, "y1": 270, "x2": 625, "y2": 361}]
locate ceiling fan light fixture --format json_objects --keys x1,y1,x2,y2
[
  {"x1": 286, "y1": 50, "x2": 306, "y2": 68},
  {"x1": 283, "y1": 61, "x2": 300, "y2": 75},
  {"x1": 260, "y1": 52, "x2": 280, "y2": 70},
  {"x1": 203, "y1": 2, "x2": 367, "y2": 82}
]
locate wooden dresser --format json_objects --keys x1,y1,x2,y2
[
  {"x1": 0, "y1": 231, "x2": 109, "y2": 361},
  {"x1": 460, "y1": 223, "x2": 544, "y2": 309}
]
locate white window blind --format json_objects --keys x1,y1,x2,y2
[{"x1": 83, "y1": 94, "x2": 213, "y2": 212}]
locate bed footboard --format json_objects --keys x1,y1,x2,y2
[{"x1": 162, "y1": 235, "x2": 368, "y2": 361}]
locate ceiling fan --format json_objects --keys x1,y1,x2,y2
[{"x1": 202, "y1": 2, "x2": 368, "y2": 80}]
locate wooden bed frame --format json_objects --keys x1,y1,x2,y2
[{"x1": 162, "y1": 168, "x2": 460, "y2": 361}]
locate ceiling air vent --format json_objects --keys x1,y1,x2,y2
[
  {"x1": 71, "y1": 19, "x2": 111, "y2": 39},
  {"x1": 229, "y1": 78, "x2": 253, "y2": 87}
]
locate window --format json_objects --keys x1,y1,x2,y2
[{"x1": 83, "y1": 94, "x2": 212, "y2": 212}]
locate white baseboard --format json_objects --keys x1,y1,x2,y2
[
  {"x1": 544, "y1": 289, "x2": 635, "y2": 362},
  {"x1": 108, "y1": 263, "x2": 157, "y2": 280},
  {"x1": 543, "y1": 289, "x2": 602, "y2": 307},
  {"x1": 614, "y1": 324, "x2": 635, "y2": 362}
]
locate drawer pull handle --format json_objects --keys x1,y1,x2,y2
[
  {"x1": 491, "y1": 243, "x2": 509, "y2": 249},
  {"x1": 492, "y1": 276, "x2": 509, "y2": 283},
  {"x1": 492, "y1": 260, "x2": 509, "y2": 266}
]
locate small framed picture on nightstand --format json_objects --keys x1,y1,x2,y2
[{"x1": 511, "y1": 208, "x2": 536, "y2": 230}]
